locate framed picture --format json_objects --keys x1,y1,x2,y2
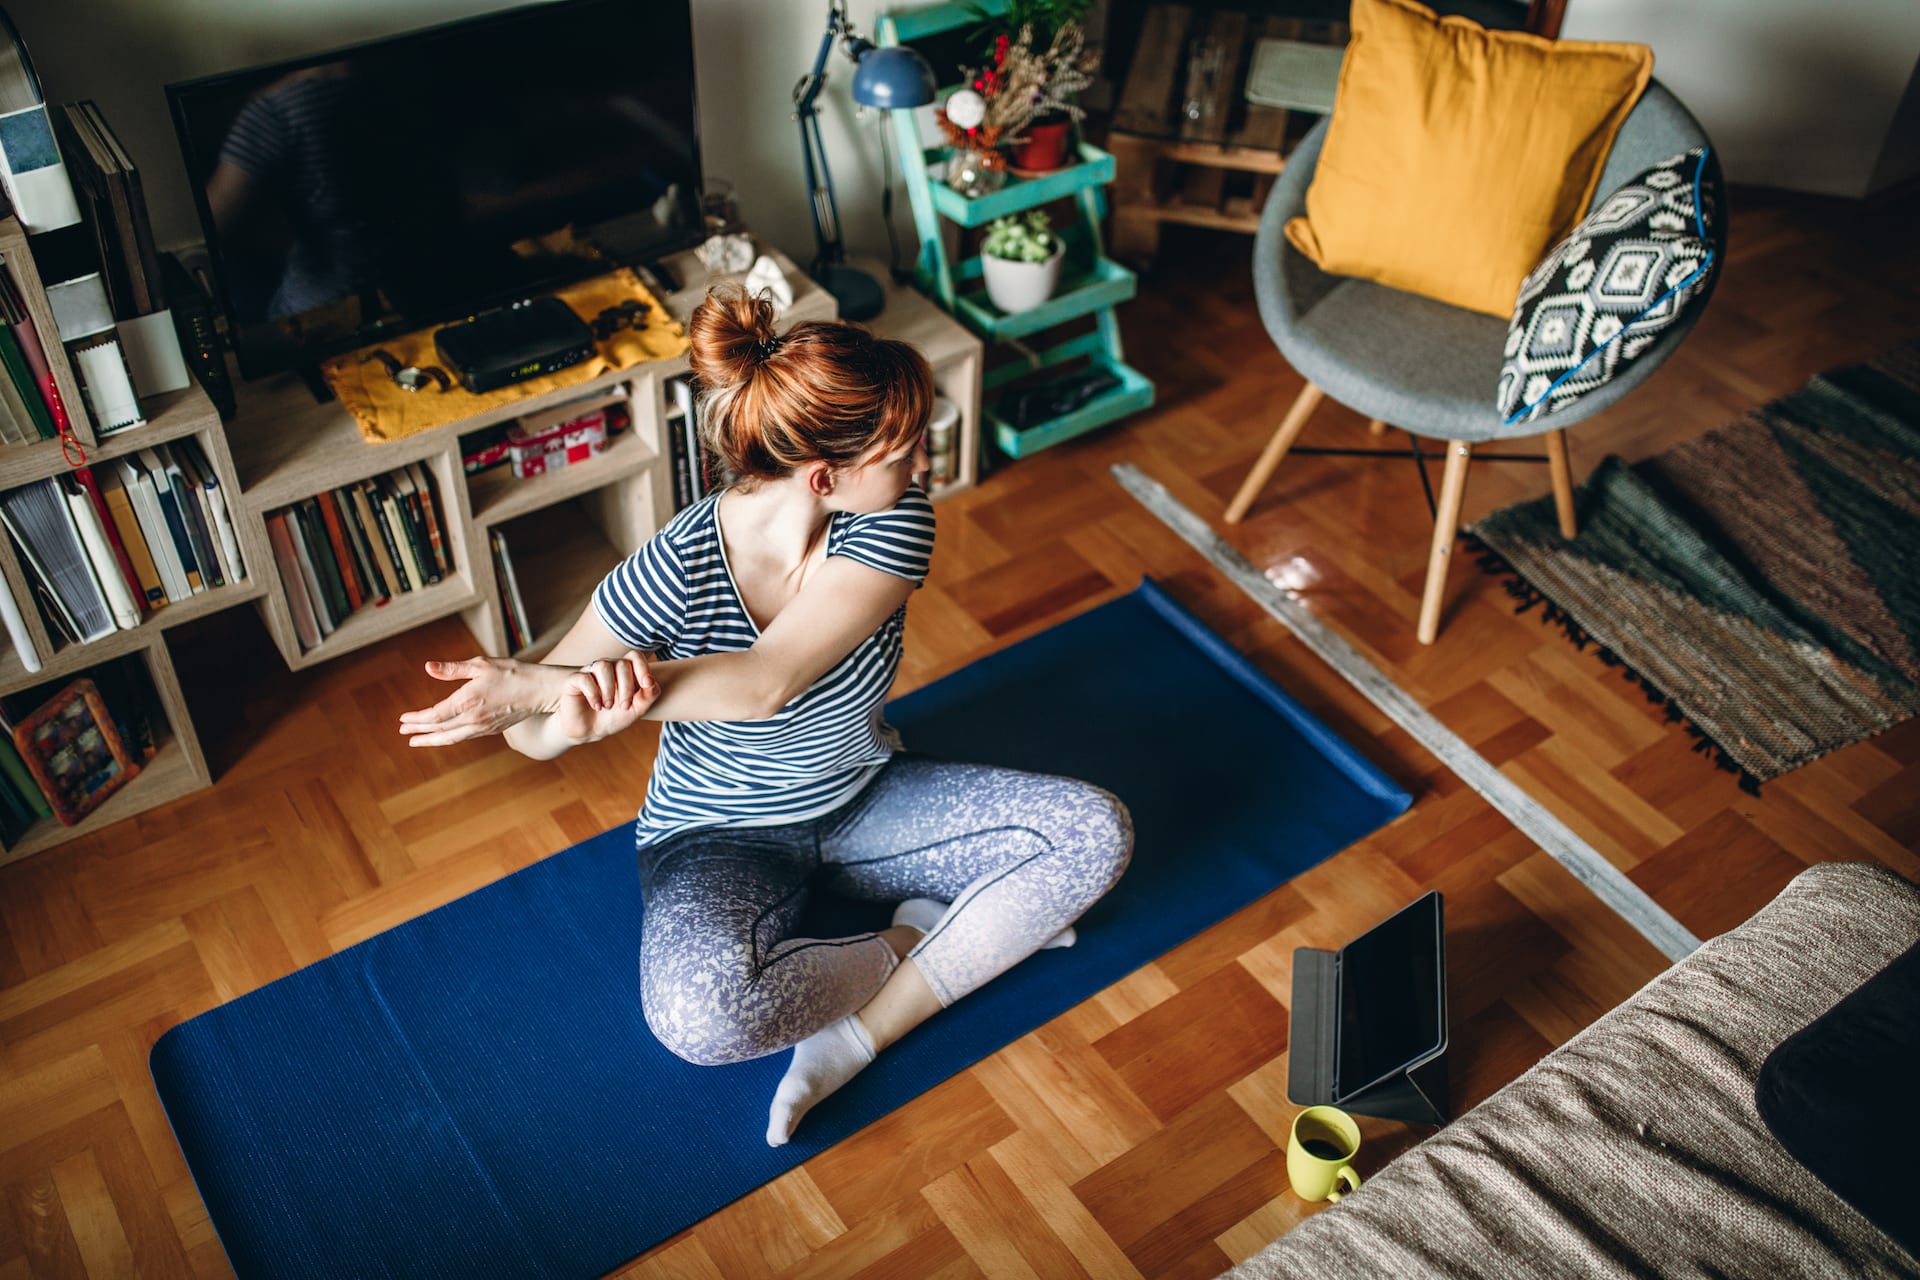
[{"x1": 13, "y1": 677, "x2": 140, "y2": 826}]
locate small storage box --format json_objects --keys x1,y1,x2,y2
[{"x1": 506, "y1": 406, "x2": 610, "y2": 478}]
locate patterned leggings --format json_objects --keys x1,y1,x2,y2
[{"x1": 637, "y1": 756, "x2": 1133, "y2": 1066}]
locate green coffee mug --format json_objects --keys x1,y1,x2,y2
[{"x1": 1287, "y1": 1105, "x2": 1363, "y2": 1203}]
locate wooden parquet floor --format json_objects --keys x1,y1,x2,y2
[{"x1": 5, "y1": 182, "x2": 1920, "y2": 1279}]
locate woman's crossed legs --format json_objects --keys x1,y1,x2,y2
[{"x1": 637, "y1": 756, "x2": 1133, "y2": 1144}]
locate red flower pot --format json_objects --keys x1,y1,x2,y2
[{"x1": 1011, "y1": 119, "x2": 1074, "y2": 172}]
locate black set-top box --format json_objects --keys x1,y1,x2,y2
[{"x1": 433, "y1": 297, "x2": 595, "y2": 394}]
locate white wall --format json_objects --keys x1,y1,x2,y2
[
  {"x1": 6, "y1": 0, "x2": 903, "y2": 267},
  {"x1": 1561, "y1": 0, "x2": 1920, "y2": 198}
]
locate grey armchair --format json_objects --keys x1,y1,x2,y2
[{"x1": 1226, "y1": 80, "x2": 1723, "y2": 643}]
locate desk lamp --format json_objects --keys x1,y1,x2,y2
[{"x1": 794, "y1": 1, "x2": 936, "y2": 321}]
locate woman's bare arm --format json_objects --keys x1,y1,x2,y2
[
  {"x1": 404, "y1": 555, "x2": 914, "y2": 757},
  {"x1": 640, "y1": 556, "x2": 915, "y2": 722}
]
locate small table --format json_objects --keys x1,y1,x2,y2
[{"x1": 1105, "y1": 4, "x2": 1347, "y2": 265}]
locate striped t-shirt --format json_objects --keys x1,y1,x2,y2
[{"x1": 592, "y1": 486, "x2": 936, "y2": 847}]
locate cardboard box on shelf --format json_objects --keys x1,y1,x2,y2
[{"x1": 506, "y1": 407, "x2": 609, "y2": 478}]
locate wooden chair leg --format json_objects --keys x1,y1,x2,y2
[
  {"x1": 1416, "y1": 442, "x2": 1473, "y2": 645},
  {"x1": 1545, "y1": 429, "x2": 1578, "y2": 539},
  {"x1": 1367, "y1": 418, "x2": 1388, "y2": 437},
  {"x1": 1226, "y1": 382, "x2": 1325, "y2": 524}
]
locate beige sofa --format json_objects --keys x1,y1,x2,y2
[{"x1": 1226, "y1": 863, "x2": 1920, "y2": 1279}]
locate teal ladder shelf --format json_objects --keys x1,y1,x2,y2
[{"x1": 878, "y1": 0, "x2": 1154, "y2": 459}]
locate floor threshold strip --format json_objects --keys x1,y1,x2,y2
[{"x1": 1113, "y1": 462, "x2": 1700, "y2": 962}]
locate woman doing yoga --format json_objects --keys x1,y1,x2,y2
[{"x1": 399, "y1": 286, "x2": 1132, "y2": 1146}]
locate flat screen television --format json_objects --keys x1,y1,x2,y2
[{"x1": 167, "y1": 0, "x2": 702, "y2": 381}]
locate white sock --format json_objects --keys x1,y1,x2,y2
[
  {"x1": 891, "y1": 897, "x2": 1076, "y2": 950},
  {"x1": 766, "y1": 1014, "x2": 875, "y2": 1147}
]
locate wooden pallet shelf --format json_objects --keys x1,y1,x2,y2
[{"x1": 1105, "y1": 5, "x2": 1347, "y2": 265}]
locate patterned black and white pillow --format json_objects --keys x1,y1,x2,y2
[{"x1": 1497, "y1": 147, "x2": 1720, "y2": 426}]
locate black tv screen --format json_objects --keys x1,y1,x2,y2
[{"x1": 168, "y1": 0, "x2": 702, "y2": 381}]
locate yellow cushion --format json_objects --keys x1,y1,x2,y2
[{"x1": 1285, "y1": 0, "x2": 1653, "y2": 317}]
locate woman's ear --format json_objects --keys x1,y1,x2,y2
[{"x1": 804, "y1": 460, "x2": 836, "y2": 497}]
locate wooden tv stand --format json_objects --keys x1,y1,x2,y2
[
  {"x1": 227, "y1": 241, "x2": 982, "y2": 671},
  {"x1": 0, "y1": 235, "x2": 984, "y2": 862},
  {"x1": 226, "y1": 244, "x2": 834, "y2": 672}
]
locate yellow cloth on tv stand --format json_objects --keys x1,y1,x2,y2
[{"x1": 320, "y1": 268, "x2": 690, "y2": 444}]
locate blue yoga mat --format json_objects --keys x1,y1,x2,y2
[{"x1": 152, "y1": 580, "x2": 1410, "y2": 1279}]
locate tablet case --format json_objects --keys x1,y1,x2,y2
[{"x1": 1288, "y1": 890, "x2": 1451, "y2": 1126}]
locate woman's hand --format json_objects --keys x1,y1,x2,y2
[
  {"x1": 399, "y1": 657, "x2": 577, "y2": 747},
  {"x1": 552, "y1": 652, "x2": 660, "y2": 743}
]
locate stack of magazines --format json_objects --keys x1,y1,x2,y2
[
  {"x1": 267, "y1": 462, "x2": 452, "y2": 653},
  {"x1": 0, "y1": 437, "x2": 243, "y2": 668}
]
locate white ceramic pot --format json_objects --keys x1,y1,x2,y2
[{"x1": 982, "y1": 240, "x2": 1065, "y2": 314}]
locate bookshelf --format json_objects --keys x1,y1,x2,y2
[
  {"x1": 486, "y1": 499, "x2": 629, "y2": 660},
  {"x1": 0, "y1": 235, "x2": 986, "y2": 861},
  {"x1": 254, "y1": 446, "x2": 481, "y2": 671},
  {"x1": 0, "y1": 210, "x2": 249, "y2": 866},
  {"x1": 462, "y1": 378, "x2": 666, "y2": 660},
  {"x1": 464, "y1": 386, "x2": 659, "y2": 526}
]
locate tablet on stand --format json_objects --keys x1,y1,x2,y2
[{"x1": 1288, "y1": 891, "x2": 1449, "y2": 1126}]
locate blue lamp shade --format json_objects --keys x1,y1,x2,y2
[{"x1": 851, "y1": 45, "x2": 937, "y2": 109}]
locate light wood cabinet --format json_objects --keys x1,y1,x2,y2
[
  {"x1": 0, "y1": 236, "x2": 983, "y2": 861},
  {"x1": 0, "y1": 218, "x2": 252, "y2": 865}
]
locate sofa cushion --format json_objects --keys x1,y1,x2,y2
[
  {"x1": 1284, "y1": 0, "x2": 1652, "y2": 318},
  {"x1": 1497, "y1": 146, "x2": 1721, "y2": 425}
]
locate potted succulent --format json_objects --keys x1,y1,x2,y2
[{"x1": 981, "y1": 211, "x2": 1065, "y2": 313}]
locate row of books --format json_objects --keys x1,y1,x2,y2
[
  {"x1": 0, "y1": 659, "x2": 159, "y2": 842},
  {"x1": 0, "y1": 71, "x2": 191, "y2": 441},
  {"x1": 0, "y1": 33, "x2": 155, "y2": 440},
  {"x1": 0, "y1": 256, "x2": 73, "y2": 445},
  {"x1": 665, "y1": 377, "x2": 731, "y2": 513},
  {"x1": 55, "y1": 101, "x2": 164, "y2": 323},
  {"x1": 267, "y1": 463, "x2": 454, "y2": 653},
  {"x1": 47, "y1": 99, "x2": 194, "y2": 427},
  {"x1": 490, "y1": 529, "x2": 532, "y2": 654},
  {"x1": 0, "y1": 437, "x2": 243, "y2": 668}
]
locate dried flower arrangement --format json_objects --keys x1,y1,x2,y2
[{"x1": 936, "y1": 21, "x2": 1100, "y2": 170}]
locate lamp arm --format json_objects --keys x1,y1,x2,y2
[
  {"x1": 795, "y1": 1, "x2": 852, "y2": 276},
  {"x1": 793, "y1": 1, "x2": 842, "y2": 119}
]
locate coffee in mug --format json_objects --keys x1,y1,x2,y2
[{"x1": 1287, "y1": 1105, "x2": 1362, "y2": 1203}]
